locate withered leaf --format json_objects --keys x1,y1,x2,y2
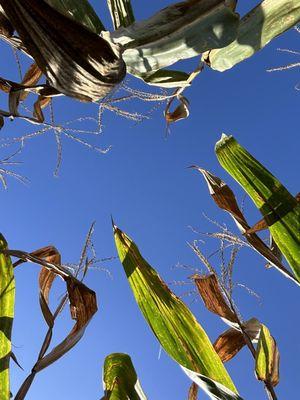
[
  {"x1": 214, "y1": 327, "x2": 245, "y2": 363},
  {"x1": 0, "y1": 0, "x2": 126, "y2": 101},
  {"x1": 165, "y1": 95, "x2": 190, "y2": 124},
  {"x1": 19, "y1": 63, "x2": 43, "y2": 101},
  {"x1": 214, "y1": 318, "x2": 261, "y2": 363},
  {"x1": 192, "y1": 167, "x2": 299, "y2": 285},
  {"x1": 11, "y1": 245, "x2": 98, "y2": 400},
  {"x1": 193, "y1": 273, "x2": 238, "y2": 326}
]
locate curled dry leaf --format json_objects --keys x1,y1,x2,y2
[
  {"x1": 191, "y1": 166, "x2": 300, "y2": 286},
  {"x1": 255, "y1": 325, "x2": 280, "y2": 387},
  {"x1": 10, "y1": 245, "x2": 98, "y2": 400},
  {"x1": 165, "y1": 95, "x2": 190, "y2": 125},
  {"x1": 0, "y1": 0, "x2": 126, "y2": 102}
]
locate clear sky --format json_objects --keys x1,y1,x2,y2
[{"x1": 1, "y1": 1, "x2": 299, "y2": 399}]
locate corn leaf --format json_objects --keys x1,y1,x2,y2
[
  {"x1": 0, "y1": 234, "x2": 15, "y2": 400},
  {"x1": 215, "y1": 134, "x2": 300, "y2": 282},
  {"x1": 193, "y1": 274, "x2": 238, "y2": 326},
  {"x1": 255, "y1": 325, "x2": 280, "y2": 387},
  {"x1": 214, "y1": 319, "x2": 261, "y2": 363},
  {"x1": 1, "y1": 0, "x2": 126, "y2": 102},
  {"x1": 107, "y1": 0, "x2": 135, "y2": 29},
  {"x1": 192, "y1": 166, "x2": 299, "y2": 285},
  {"x1": 140, "y1": 70, "x2": 191, "y2": 88},
  {"x1": 114, "y1": 224, "x2": 244, "y2": 400},
  {"x1": 106, "y1": 0, "x2": 239, "y2": 77},
  {"x1": 45, "y1": 0, "x2": 105, "y2": 33},
  {"x1": 206, "y1": 0, "x2": 300, "y2": 71},
  {"x1": 101, "y1": 353, "x2": 147, "y2": 400}
]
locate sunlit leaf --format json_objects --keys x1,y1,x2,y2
[
  {"x1": 255, "y1": 325, "x2": 280, "y2": 387},
  {"x1": 106, "y1": 0, "x2": 239, "y2": 76},
  {"x1": 0, "y1": 234, "x2": 15, "y2": 400},
  {"x1": 206, "y1": 0, "x2": 300, "y2": 71},
  {"x1": 215, "y1": 134, "x2": 300, "y2": 282},
  {"x1": 101, "y1": 353, "x2": 147, "y2": 400},
  {"x1": 192, "y1": 166, "x2": 300, "y2": 286},
  {"x1": 114, "y1": 224, "x2": 243, "y2": 399}
]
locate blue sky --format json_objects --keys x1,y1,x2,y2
[{"x1": 1, "y1": 1, "x2": 299, "y2": 399}]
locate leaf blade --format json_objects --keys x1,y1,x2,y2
[{"x1": 114, "y1": 225, "x2": 242, "y2": 399}]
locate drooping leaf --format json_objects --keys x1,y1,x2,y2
[
  {"x1": 0, "y1": 0, "x2": 126, "y2": 102},
  {"x1": 45, "y1": 0, "x2": 105, "y2": 33},
  {"x1": 8, "y1": 246, "x2": 98, "y2": 400},
  {"x1": 193, "y1": 274, "x2": 238, "y2": 327},
  {"x1": 107, "y1": 0, "x2": 135, "y2": 29},
  {"x1": 106, "y1": 0, "x2": 239, "y2": 77},
  {"x1": 0, "y1": 234, "x2": 15, "y2": 400},
  {"x1": 101, "y1": 353, "x2": 147, "y2": 400},
  {"x1": 206, "y1": 0, "x2": 300, "y2": 71},
  {"x1": 114, "y1": 224, "x2": 244, "y2": 399},
  {"x1": 255, "y1": 325, "x2": 280, "y2": 387},
  {"x1": 165, "y1": 95, "x2": 190, "y2": 125},
  {"x1": 192, "y1": 166, "x2": 300, "y2": 286},
  {"x1": 215, "y1": 135, "x2": 300, "y2": 282},
  {"x1": 214, "y1": 319, "x2": 261, "y2": 363}
]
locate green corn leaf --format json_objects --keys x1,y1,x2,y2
[
  {"x1": 215, "y1": 134, "x2": 300, "y2": 281},
  {"x1": 107, "y1": 0, "x2": 135, "y2": 29},
  {"x1": 101, "y1": 353, "x2": 147, "y2": 400},
  {"x1": 206, "y1": 0, "x2": 300, "y2": 71},
  {"x1": 255, "y1": 325, "x2": 280, "y2": 387},
  {"x1": 105, "y1": 0, "x2": 239, "y2": 77},
  {"x1": 45, "y1": 0, "x2": 105, "y2": 33},
  {"x1": 0, "y1": 234, "x2": 15, "y2": 400},
  {"x1": 114, "y1": 224, "x2": 244, "y2": 400}
]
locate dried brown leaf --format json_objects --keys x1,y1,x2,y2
[
  {"x1": 214, "y1": 318, "x2": 261, "y2": 363},
  {"x1": 20, "y1": 63, "x2": 43, "y2": 101},
  {"x1": 165, "y1": 95, "x2": 190, "y2": 124},
  {"x1": 11, "y1": 246, "x2": 98, "y2": 400},
  {"x1": 193, "y1": 274, "x2": 238, "y2": 325},
  {"x1": 214, "y1": 328, "x2": 245, "y2": 363}
]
